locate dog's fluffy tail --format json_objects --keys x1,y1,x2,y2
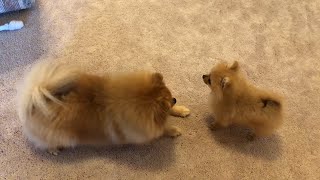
[{"x1": 17, "y1": 61, "x2": 80, "y2": 123}]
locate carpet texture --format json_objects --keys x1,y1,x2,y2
[{"x1": 1, "y1": 0, "x2": 320, "y2": 179}]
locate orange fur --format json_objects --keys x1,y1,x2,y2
[
  {"x1": 17, "y1": 61, "x2": 190, "y2": 155},
  {"x1": 203, "y1": 61, "x2": 283, "y2": 140}
]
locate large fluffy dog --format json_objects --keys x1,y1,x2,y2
[{"x1": 17, "y1": 61, "x2": 190, "y2": 155}]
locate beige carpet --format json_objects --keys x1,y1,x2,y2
[{"x1": 1, "y1": 0, "x2": 320, "y2": 179}]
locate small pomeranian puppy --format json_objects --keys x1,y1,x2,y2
[
  {"x1": 17, "y1": 61, "x2": 190, "y2": 155},
  {"x1": 202, "y1": 61, "x2": 283, "y2": 140}
]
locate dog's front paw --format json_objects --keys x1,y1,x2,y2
[
  {"x1": 170, "y1": 105, "x2": 190, "y2": 118},
  {"x1": 209, "y1": 122, "x2": 221, "y2": 131},
  {"x1": 246, "y1": 132, "x2": 256, "y2": 141},
  {"x1": 47, "y1": 147, "x2": 63, "y2": 156},
  {"x1": 164, "y1": 126, "x2": 182, "y2": 137},
  {"x1": 178, "y1": 106, "x2": 191, "y2": 117}
]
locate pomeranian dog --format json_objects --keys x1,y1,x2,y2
[
  {"x1": 202, "y1": 61, "x2": 283, "y2": 140},
  {"x1": 17, "y1": 61, "x2": 190, "y2": 155}
]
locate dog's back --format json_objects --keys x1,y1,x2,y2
[
  {"x1": 17, "y1": 61, "x2": 111, "y2": 148},
  {"x1": 223, "y1": 68, "x2": 283, "y2": 129}
]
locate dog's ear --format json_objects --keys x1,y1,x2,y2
[
  {"x1": 230, "y1": 61, "x2": 239, "y2": 71},
  {"x1": 152, "y1": 72, "x2": 164, "y2": 85},
  {"x1": 221, "y1": 77, "x2": 230, "y2": 89},
  {"x1": 202, "y1": 74, "x2": 211, "y2": 85}
]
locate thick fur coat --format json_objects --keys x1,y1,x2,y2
[
  {"x1": 17, "y1": 61, "x2": 190, "y2": 155},
  {"x1": 203, "y1": 61, "x2": 283, "y2": 140}
]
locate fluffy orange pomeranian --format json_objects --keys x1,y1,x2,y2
[
  {"x1": 17, "y1": 61, "x2": 190, "y2": 155},
  {"x1": 202, "y1": 61, "x2": 283, "y2": 140}
]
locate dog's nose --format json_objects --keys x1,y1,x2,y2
[{"x1": 172, "y1": 98, "x2": 177, "y2": 105}]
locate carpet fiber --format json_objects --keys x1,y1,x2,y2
[{"x1": 1, "y1": 0, "x2": 320, "y2": 179}]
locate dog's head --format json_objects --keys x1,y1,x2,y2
[
  {"x1": 150, "y1": 72, "x2": 177, "y2": 125},
  {"x1": 152, "y1": 72, "x2": 177, "y2": 107},
  {"x1": 202, "y1": 61, "x2": 239, "y2": 93}
]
